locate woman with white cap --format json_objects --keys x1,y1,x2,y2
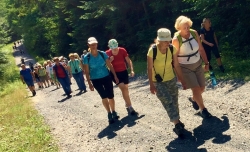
[
  {"x1": 83, "y1": 37, "x2": 120, "y2": 124},
  {"x1": 147, "y1": 28, "x2": 186, "y2": 137},
  {"x1": 106, "y1": 39, "x2": 138, "y2": 116}
]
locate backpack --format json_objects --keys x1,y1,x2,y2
[
  {"x1": 152, "y1": 44, "x2": 174, "y2": 66},
  {"x1": 86, "y1": 50, "x2": 105, "y2": 63},
  {"x1": 86, "y1": 50, "x2": 109, "y2": 70},
  {"x1": 174, "y1": 29, "x2": 199, "y2": 61},
  {"x1": 175, "y1": 29, "x2": 197, "y2": 47}
]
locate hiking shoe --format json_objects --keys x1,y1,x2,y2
[
  {"x1": 188, "y1": 97, "x2": 199, "y2": 110},
  {"x1": 32, "y1": 90, "x2": 36, "y2": 96},
  {"x1": 108, "y1": 112, "x2": 114, "y2": 124},
  {"x1": 173, "y1": 123, "x2": 184, "y2": 136},
  {"x1": 112, "y1": 111, "x2": 119, "y2": 120},
  {"x1": 179, "y1": 121, "x2": 185, "y2": 128},
  {"x1": 126, "y1": 107, "x2": 138, "y2": 116},
  {"x1": 67, "y1": 94, "x2": 72, "y2": 98},
  {"x1": 219, "y1": 65, "x2": 225, "y2": 73},
  {"x1": 200, "y1": 108, "x2": 212, "y2": 119}
]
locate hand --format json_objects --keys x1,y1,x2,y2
[
  {"x1": 150, "y1": 84, "x2": 157, "y2": 94},
  {"x1": 70, "y1": 74, "x2": 72, "y2": 78},
  {"x1": 110, "y1": 56, "x2": 114, "y2": 62},
  {"x1": 89, "y1": 83, "x2": 94, "y2": 91},
  {"x1": 209, "y1": 43, "x2": 214, "y2": 47},
  {"x1": 180, "y1": 80, "x2": 187, "y2": 90},
  {"x1": 204, "y1": 64, "x2": 209, "y2": 72},
  {"x1": 130, "y1": 71, "x2": 135, "y2": 77},
  {"x1": 114, "y1": 76, "x2": 119, "y2": 84}
]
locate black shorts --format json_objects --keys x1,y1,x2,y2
[
  {"x1": 91, "y1": 75, "x2": 114, "y2": 99},
  {"x1": 110, "y1": 70, "x2": 129, "y2": 85},
  {"x1": 203, "y1": 45, "x2": 221, "y2": 61}
]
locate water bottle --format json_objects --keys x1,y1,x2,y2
[{"x1": 210, "y1": 72, "x2": 217, "y2": 87}]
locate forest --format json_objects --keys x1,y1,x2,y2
[{"x1": 0, "y1": 0, "x2": 250, "y2": 61}]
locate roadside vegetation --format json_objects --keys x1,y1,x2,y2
[{"x1": 0, "y1": 44, "x2": 58, "y2": 152}]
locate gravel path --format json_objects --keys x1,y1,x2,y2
[{"x1": 14, "y1": 46, "x2": 250, "y2": 152}]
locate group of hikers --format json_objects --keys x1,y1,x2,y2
[
  {"x1": 13, "y1": 40, "x2": 25, "y2": 54},
  {"x1": 19, "y1": 15, "x2": 225, "y2": 137}
]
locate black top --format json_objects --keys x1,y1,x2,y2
[{"x1": 200, "y1": 27, "x2": 216, "y2": 47}]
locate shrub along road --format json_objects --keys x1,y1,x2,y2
[{"x1": 14, "y1": 48, "x2": 250, "y2": 152}]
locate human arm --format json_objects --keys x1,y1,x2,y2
[
  {"x1": 20, "y1": 75, "x2": 25, "y2": 84},
  {"x1": 65, "y1": 63, "x2": 72, "y2": 78},
  {"x1": 79, "y1": 61, "x2": 85, "y2": 73},
  {"x1": 84, "y1": 64, "x2": 94, "y2": 91},
  {"x1": 30, "y1": 71, "x2": 35, "y2": 80},
  {"x1": 172, "y1": 52, "x2": 186, "y2": 90},
  {"x1": 106, "y1": 59, "x2": 119, "y2": 84},
  {"x1": 172, "y1": 38, "x2": 186, "y2": 89},
  {"x1": 200, "y1": 34, "x2": 214, "y2": 47},
  {"x1": 125, "y1": 56, "x2": 134, "y2": 77},
  {"x1": 147, "y1": 56, "x2": 157, "y2": 94}
]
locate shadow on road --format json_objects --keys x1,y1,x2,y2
[
  {"x1": 166, "y1": 115, "x2": 231, "y2": 152},
  {"x1": 58, "y1": 96, "x2": 72, "y2": 103},
  {"x1": 98, "y1": 114, "x2": 145, "y2": 139}
]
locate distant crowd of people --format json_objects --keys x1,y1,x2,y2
[
  {"x1": 13, "y1": 40, "x2": 25, "y2": 54},
  {"x1": 19, "y1": 15, "x2": 225, "y2": 137}
]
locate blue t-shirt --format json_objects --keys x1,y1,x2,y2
[
  {"x1": 20, "y1": 68, "x2": 33, "y2": 81},
  {"x1": 83, "y1": 51, "x2": 109, "y2": 80}
]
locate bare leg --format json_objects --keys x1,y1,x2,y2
[
  {"x1": 108, "y1": 98, "x2": 115, "y2": 112},
  {"x1": 118, "y1": 83, "x2": 132, "y2": 107},
  {"x1": 216, "y1": 58, "x2": 222, "y2": 66},
  {"x1": 191, "y1": 86, "x2": 205, "y2": 110},
  {"x1": 102, "y1": 98, "x2": 111, "y2": 112}
]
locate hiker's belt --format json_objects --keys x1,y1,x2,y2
[{"x1": 177, "y1": 50, "x2": 199, "y2": 61}]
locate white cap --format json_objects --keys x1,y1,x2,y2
[
  {"x1": 157, "y1": 28, "x2": 172, "y2": 41},
  {"x1": 88, "y1": 37, "x2": 98, "y2": 44}
]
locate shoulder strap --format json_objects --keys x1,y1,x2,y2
[
  {"x1": 176, "y1": 29, "x2": 197, "y2": 47},
  {"x1": 169, "y1": 45, "x2": 174, "y2": 59},
  {"x1": 152, "y1": 44, "x2": 157, "y2": 63},
  {"x1": 176, "y1": 34, "x2": 183, "y2": 47},
  {"x1": 86, "y1": 53, "x2": 91, "y2": 63},
  {"x1": 190, "y1": 29, "x2": 197, "y2": 39},
  {"x1": 98, "y1": 50, "x2": 106, "y2": 61}
]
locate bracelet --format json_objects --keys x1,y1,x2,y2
[{"x1": 205, "y1": 62, "x2": 209, "y2": 65}]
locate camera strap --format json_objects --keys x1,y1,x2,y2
[
  {"x1": 153, "y1": 48, "x2": 168, "y2": 79},
  {"x1": 70, "y1": 60, "x2": 79, "y2": 73}
]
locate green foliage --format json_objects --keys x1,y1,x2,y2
[
  {"x1": 0, "y1": 43, "x2": 57, "y2": 151},
  {"x1": 0, "y1": 45, "x2": 20, "y2": 92},
  {"x1": 182, "y1": 0, "x2": 250, "y2": 59},
  {"x1": 1, "y1": 0, "x2": 250, "y2": 79}
]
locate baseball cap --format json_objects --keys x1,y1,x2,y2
[
  {"x1": 88, "y1": 37, "x2": 98, "y2": 44},
  {"x1": 157, "y1": 28, "x2": 172, "y2": 41},
  {"x1": 108, "y1": 39, "x2": 118, "y2": 49}
]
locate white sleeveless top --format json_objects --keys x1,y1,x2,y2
[{"x1": 177, "y1": 34, "x2": 200, "y2": 64}]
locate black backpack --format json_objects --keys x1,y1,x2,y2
[
  {"x1": 152, "y1": 44, "x2": 174, "y2": 66},
  {"x1": 86, "y1": 50, "x2": 105, "y2": 63}
]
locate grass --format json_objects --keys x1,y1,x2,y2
[
  {"x1": 0, "y1": 44, "x2": 58, "y2": 152},
  {"x1": 133, "y1": 53, "x2": 250, "y2": 82}
]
